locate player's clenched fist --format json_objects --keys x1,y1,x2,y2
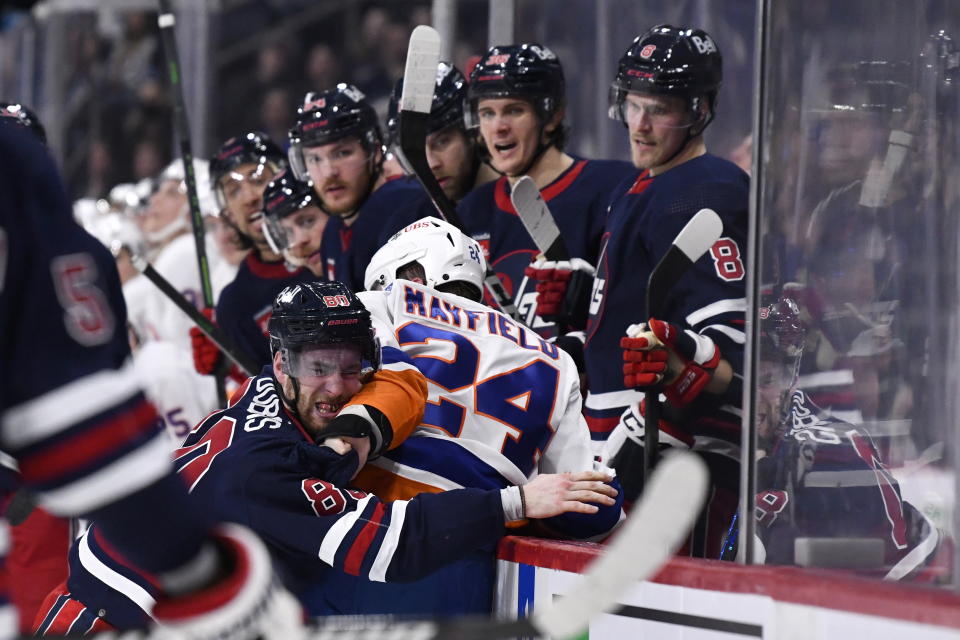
[
  {"x1": 621, "y1": 318, "x2": 720, "y2": 407},
  {"x1": 521, "y1": 470, "x2": 618, "y2": 518}
]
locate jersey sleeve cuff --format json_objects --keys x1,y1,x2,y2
[{"x1": 500, "y1": 486, "x2": 524, "y2": 522}]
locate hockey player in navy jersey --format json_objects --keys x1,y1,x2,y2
[
  {"x1": 190, "y1": 131, "x2": 316, "y2": 378},
  {"x1": 731, "y1": 298, "x2": 950, "y2": 580},
  {"x1": 0, "y1": 124, "x2": 300, "y2": 638},
  {"x1": 287, "y1": 84, "x2": 430, "y2": 291},
  {"x1": 457, "y1": 43, "x2": 635, "y2": 335},
  {"x1": 375, "y1": 62, "x2": 496, "y2": 246},
  {"x1": 527, "y1": 25, "x2": 749, "y2": 557},
  {"x1": 261, "y1": 169, "x2": 329, "y2": 277},
  {"x1": 37, "y1": 279, "x2": 616, "y2": 630}
]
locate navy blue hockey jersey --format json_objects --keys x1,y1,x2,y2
[
  {"x1": 457, "y1": 158, "x2": 636, "y2": 334},
  {"x1": 320, "y1": 176, "x2": 430, "y2": 291},
  {"x1": 584, "y1": 154, "x2": 749, "y2": 448},
  {"x1": 0, "y1": 125, "x2": 210, "y2": 586},
  {"x1": 59, "y1": 365, "x2": 508, "y2": 624},
  {"x1": 755, "y1": 390, "x2": 946, "y2": 580},
  {"x1": 214, "y1": 252, "x2": 316, "y2": 369}
]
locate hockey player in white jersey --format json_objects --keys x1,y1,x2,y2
[
  {"x1": 358, "y1": 218, "x2": 617, "y2": 535},
  {"x1": 310, "y1": 217, "x2": 622, "y2": 617},
  {"x1": 80, "y1": 206, "x2": 223, "y2": 448},
  {"x1": 133, "y1": 158, "x2": 233, "y2": 352}
]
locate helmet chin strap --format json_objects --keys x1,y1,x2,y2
[
  {"x1": 144, "y1": 212, "x2": 190, "y2": 246},
  {"x1": 276, "y1": 373, "x2": 308, "y2": 429}
]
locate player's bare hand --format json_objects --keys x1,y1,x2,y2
[{"x1": 522, "y1": 470, "x2": 617, "y2": 518}]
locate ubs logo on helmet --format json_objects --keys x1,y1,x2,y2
[{"x1": 640, "y1": 44, "x2": 657, "y2": 59}]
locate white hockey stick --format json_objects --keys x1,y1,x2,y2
[
  {"x1": 510, "y1": 176, "x2": 570, "y2": 262},
  {"x1": 301, "y1": 450, "x2": 708, "y2": 640},
  {"x1": 643, "y1": 209, "x2": 723, "y2": 479},
  {"x1": 398, "y1": 25, "x2": 524, "y2": 323}
]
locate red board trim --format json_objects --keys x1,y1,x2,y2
[{"x1": 497, "y1": 536, "x2": 960, "y2": 628}]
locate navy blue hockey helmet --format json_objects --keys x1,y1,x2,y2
[
  {"x1": 466, "y1": 43, "x2": 565, "y2": 128},
  {"x1": 269, "y1": 281, "x2": 381, "y2": 375},
  {"x1": 0, "y1": 102, "x2": 46, "y2": 145},
  {"x1": 261, "y1": 169, "x2": 320, "y2": 254},
  {"x1": 609, "y1": 25, "x2": 723, "y2": 132},
  {"x1": 758, "y1": 296, "x2": 805, "y2": 389},
  {"x1": 288, "y1": 84, "x2": 383, "y2": 180},
  {"x1": 386, "y1": 62, "x2": 470, "y2": 147},
  {"x1": 210, "y1": 131, "x2": 286, "y2": 208}
]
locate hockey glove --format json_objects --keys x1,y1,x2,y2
[
  {"x1": 524, "y1": 256, "x2": 595, "y2": 329},
  {"x1": 319, "y1": 404, "x2": 393, "y2": 458},
  {"x1": 190, "y1": 308, "x2": 223, "y2": 376},
  {"x1": 152, "y1": 524, "x2": 304, "y2": 640},
  {"x1": 620, "y1": 318, "x2": 720, "y2": 407}
]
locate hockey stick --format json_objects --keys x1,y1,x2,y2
[
  {"x1": 130, "y1": 254, "x2": 259, "y2": 376},
  {"x1": 398, "y1": 25, "x2": 523, "y2": 323},
  {"x1": 643, "y1": 208, "x2": 723, "y2": 480},
  {"x1": 510, "y1": 175, "x2": 570, "y2": 262},
  {"x1": 156, "y1": 0, "x2": 227, "y2": 404},
  {"x1": 300, "y1": 450, "x2": 708, "y2": 640}
]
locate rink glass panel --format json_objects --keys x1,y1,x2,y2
[{"x1": 747, "y1": 0, "x2": 959, "y2": 586}]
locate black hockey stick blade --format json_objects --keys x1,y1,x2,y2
[
  {"x1": 399, "y1": 26, "x2": 523, "y2": 323},
  {"x1": 643, "y1": 208, "x2": 722, "y2": 479},
  {"x1": 646, "y1": 207, "x2": 723, "y2": 318},
  {"x1": 297, "y1": 451, "x2": 708, "y2": 640},
  {"x1": 510, "y1": 176, "x2": 570, "y2": 262}
]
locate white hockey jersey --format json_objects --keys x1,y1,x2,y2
[{"x1": 355, "y1": 281, "x2": 594, "y2": 500}]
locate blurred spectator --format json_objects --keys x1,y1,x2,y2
[
  {"x1": 302, "y1": 43, "x2": 341, "y2": 94},
  {"x1": 258, "y1": 86, "x2": 294, "y2": 151}
]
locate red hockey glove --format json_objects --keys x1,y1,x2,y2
[
  {"x1": 152, "y1": 524, "x2": 304, "y2": 640},
  {"x1": 190, "y1": 308, "x2": 223, "y2": 376},
  {"x1": 524, "y1": 256, "x2": 595, "y2": 328},
  {"x1": 620, "y1": 318, "x2": 720, "y2": 407}
]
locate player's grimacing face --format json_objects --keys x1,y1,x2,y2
[
  {"x1": 219, "y1": 162, "x2": 278, "y2": 246},
  {"x1": 476, "y1": 98, "x2": 544, "y2": 176},
  {"x1": 624, "y1": 92, "x2": 691, "y2": 171},
  {"x1": 426, "y1": 125, "x2": 472, "y2": 201},
  {"x1": 274, "y1": 344, "x2": 365, "y2": 440},
  {"x1": 303, "y1": 138, "x2": 375, "y2": 216}
]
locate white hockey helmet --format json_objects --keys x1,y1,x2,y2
[
  {"x1": 158, "y1": 157, "x2": 217, "y2": 218},
  {"x1": 364, "y1": 216, "x2": 486, "y2": 297},
  {"x1": 81, "y1": 209, "x2": 147, "y2": 259}
]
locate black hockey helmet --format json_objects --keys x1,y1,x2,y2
[
  {"x1": 386, "y1": 62, "x2": 470, "y2": 148},
  {"x1": 288, "y1": 83, "x2": 383, "y2": 180},
  {"x1": 261, "y1": 169, "x2": 319, "y2": 254},
  {"x1": 609, "y1": 24, "x2": 723, "y2": 132},
  {"x1": 0, "y1": 102, "x2": 46, "y2": 145},
  {"x1": 466, "y1": 43, "x2": 565, "y2": 129},
  {"x1": 209, "y1": 131, "x2": 286, "y2": 208},
  {"x1": 758, "y1": 296, "x2": 805, "y2": 389},
  {"x1": 269, "y1": 281, "x2": 381, "y2": 375}
]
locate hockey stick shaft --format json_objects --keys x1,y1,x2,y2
[
  {"x1": 297, "y1": 451, "x2": 708, "y2": 640},
  {"x1": 157, "y1": 0, "x2": 226, "y2": 403},
  {"x1": 643, "y1": 208, "x2": 723, "y2": 480},
  {"x1": 398, "y1": 26, "x2": 523, "y2": 323},
  {"x1": 131, "y1": 255, "x2": 258, "y2": 376}
]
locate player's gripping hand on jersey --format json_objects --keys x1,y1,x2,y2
[
  {"x1": 621, "y1": 318, "x2": 729, "y2": 407},
  {"x1": 524, "y1": 256, "x2": 596, "y2": 329}
]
